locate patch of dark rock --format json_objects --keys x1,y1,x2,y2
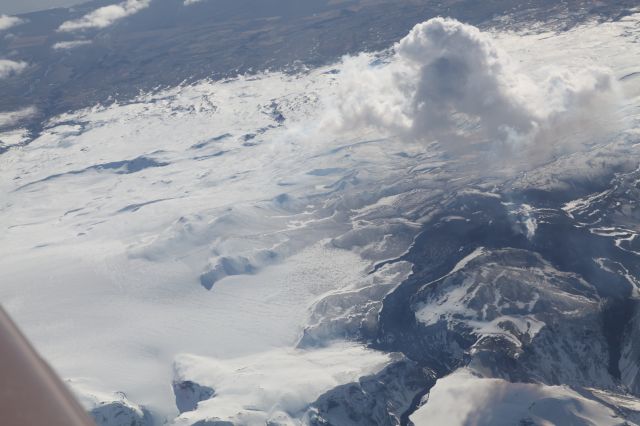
[
  {"x1": 17, "y1": 156, "x2": 169, "y2": 190},
  {"x1": 602, "y1": 298, "x2": 638, "y2": 379},
  {"x1": 89, "y1": 401, "x2": 152, "y2": 426},
  {"x1": 117, "y1": 198, "x2": 174, "y2": 213},
  {"x1": 308, "y1": 356, "x2": 436, "y2": 426},
  {"x1": 194, "y1": 150, "x2": 227, "y2": 160},
  {"x1": 173, "y1": 380, "x2": 215, "y2": 413},
  {"x1": 190, "y1": 134, "x2": 232, "y2": 149}
]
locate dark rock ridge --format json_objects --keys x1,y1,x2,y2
[
  {"x1": 307, "y1": 356, "x2": 436, "y2": 426},
  {"x1": 312, "y1": 165, "x2": 640, "y2": 424}
]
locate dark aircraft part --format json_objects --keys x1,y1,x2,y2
[{"x1": 0, "y1": 306, "x2": 95, "y2": 426}]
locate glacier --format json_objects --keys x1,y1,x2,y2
[{"x1": 1, "y1": 7, "x2": 640, "y2": 426}]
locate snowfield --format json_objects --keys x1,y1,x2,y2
[
  {"x1": 410, "y1": 368, "x2": 628, "y2": 426},
  {"x1": 1, "y1": 11, "x2": 640, "y2": 426}
]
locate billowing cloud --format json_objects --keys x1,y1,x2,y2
[
  {"x1": 0, "y1": 15, "x2": 24, "y2": 31},
  {"x1": 0, "y1": 59, "x2": 27, "y2": 78},
  {"x1": 396, "y1": 19, "x2": 537, "y2": 141},
  {"x1": 324, "y1": 18, "x2": 619, "y2": 159},
  {"x1": 53, "y1": 40, "x2": 93, "y2": 50},
  {"x1": 58, "y1": 0, "x2": 150, "y2": 32},
  {"x1": 0, "y1": 107, "x2": 36, "y2": 128}
]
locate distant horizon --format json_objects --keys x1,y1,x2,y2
[{"x1": 1, "y1": 0, "x2": 85, "y2": 15}]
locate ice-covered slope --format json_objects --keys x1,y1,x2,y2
[
  {"x1": 0, "y1": 68, "x2": 412, "y2": 421},
  {"x1": 410, "y1": 369, "x2": 632, "y2": 426},
  {"x1": 1, "y1": 9, "x2": 640, "y2": 426},
  {"x1": 0, "y1": 58, "x2": 435, "y2": 422}
]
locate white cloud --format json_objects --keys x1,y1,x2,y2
[
  {"x1": 323, "y1": 18, "x2": 619, "y2": 158},
  {"x1": 53, "y1": 40, "x2": 93, "y2": 50},
  {"x1": 0, "y1": 107, "x2": 36, "y2": 128},
  {"x1": 0, "y1": 59, "x2": 27, "y2": 78},
  {"x1": 183, "y1": 0, "x2": 203, "y2": 5},
  {"x1": 396, "y1": 18, "x2": 537, "y2": 141},
  {"x1": 58, "y1": 0, "x2": 150, "y2": 32},
  {"x1": 0, "y1": 15, "x2": 24, "y2": 31}
]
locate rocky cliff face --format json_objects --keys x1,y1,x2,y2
[{"x1": 306, "y1": 356, "x2": 435, "y2": 426}]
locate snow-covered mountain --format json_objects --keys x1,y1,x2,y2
[{"x1": 1, "y1": 1, "x2": 640, "y2": 425}]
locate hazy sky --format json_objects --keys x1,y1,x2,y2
[{"x1": 0, "y1": 0, "x2": 85, "y2": 15}]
